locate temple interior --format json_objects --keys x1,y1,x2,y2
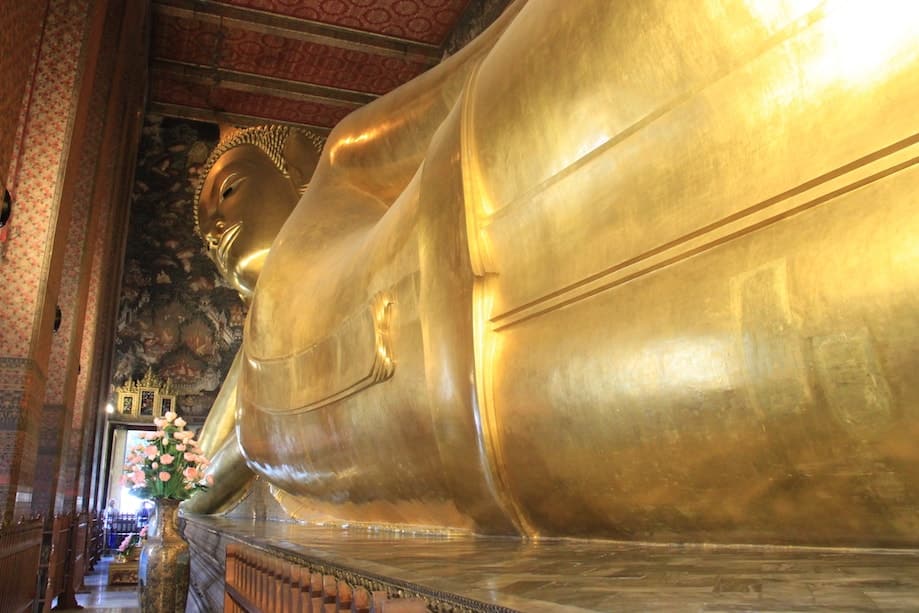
[{"x1": 1, "y1": 0, "x2": 918, "y2": 611}]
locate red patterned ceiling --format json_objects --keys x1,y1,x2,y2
[
  {"x1": 152, "y1": 15, "x2": 430, "y2": 94},
  {"x1": 151, "y1": 74, "x2": 357, "y2": 128},
  {"x1": 148, "y1": 0, "x2": 474, "y2": 133},
  {"x1": 224, "y1": 0, "x2": 470, "y2": 45}
]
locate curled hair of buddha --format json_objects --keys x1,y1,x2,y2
[{"x1": 193, "y1": 125, "x2": 325, "y2": 237}]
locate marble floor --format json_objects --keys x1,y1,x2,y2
[
  {"x1": 53, "y1": 555, "x2": 140, "y2": 613},
  {"x1": 190, "y1": 515, "x2": 919, "y2": 612}
]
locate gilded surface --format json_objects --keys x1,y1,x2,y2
[
  {"x1": 139, "y1": 499, "x2": 190, "y2": 612},
  {"x1": 193, "y1": 0, "x2": 919, "y2": 546}
]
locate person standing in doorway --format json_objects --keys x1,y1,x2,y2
[{"x1": 103, "y1": 498, "x2": 118, "y2": 549}]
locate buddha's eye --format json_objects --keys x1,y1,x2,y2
[{"x1": 219, "y1": 175, "x2": 244, "y2": 202}]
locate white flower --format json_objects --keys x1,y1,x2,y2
[
  {"x1": 164, "y1": 410, "x2": 177, "y2": 422},
  {"x1": 174, "y1": 417, "x2": 186, "y2": 428}
]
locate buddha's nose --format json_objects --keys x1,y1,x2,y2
[{"x1": 205, "y1": 220, "x2": 226, "y2": 250}]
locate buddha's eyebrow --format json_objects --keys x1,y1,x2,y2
[{"x1": 201, "y1": 178, "x2": 221, "y2": 217}]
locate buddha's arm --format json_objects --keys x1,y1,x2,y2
[
  {"x1": 196, "y1": 350, "x2": 243, "y2": 458},
  {"x1": 184, "y1": 349, "x2": 254, "y2": 515},
  {"x1": 307, "y1": 0, "x2": 526, "y2": 207},
  {"x1": 181, "y1": 431, "x2": 251, "y2": 515}
]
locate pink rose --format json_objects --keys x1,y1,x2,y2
[
  {"x1": 154, "y1": 418, "x2": 166, "y2": 428},
  {"x1": 205, "y1": 474, "x2": 215, "y2": 486},
  {"x1": 175, "y1": 444, "x2": 186, "y2": 451},
  {"x1": 174, "y1": 417, "x2": 186, "y2": 428},
  {"x1": 158, "y1": 471, "x2": 172, "y2": 482},
  {"x1": 164, "y1": 410, "x2": 177, "y2": 422},
  {"x1": 183, "y1": 467, "x2": 199, "y2": 481},
  {"x1": 160, "y1": 453, "x2": 174, "y2": 465},
  {"x1": 144, "y1": 445, "x2": 157, "y2": 459},
  {"x1": 152, "y1": 462, "x2": 159, "y2": 469},
  {"x1": 184, "y1": 452, "x2": 197, "y2": 463},
  {"x1": 131, "y1": 472, "x2": 146, "y2": 486}
]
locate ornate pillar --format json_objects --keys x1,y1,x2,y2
[
  {"x1": 0, "y1": 0, "x2": 146, "y2": 522},
  {"x1": 0, "y1": 0, "x2": 91, "y2": 522},
  {"x1": 40, "y1": 0, "x2": 133, "y2": 517},
  {"x1": 72, "y1": 1, "x2": 149, "y2": 514}
]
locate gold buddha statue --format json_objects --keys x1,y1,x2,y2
[{"x1": 190, "y1": 0, "x2": 919, "y2": 547}]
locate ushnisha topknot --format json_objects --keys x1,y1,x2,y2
[{"x1": 193, "y1": 125, "x2": 324, "y2": 238}]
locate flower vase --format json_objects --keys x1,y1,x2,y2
[{"x1": 138, "y1": 498, "x2": 189, "y2": 612}]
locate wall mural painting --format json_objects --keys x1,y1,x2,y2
[{"x1": 113, "y1": 115, "x2": 245, "y2": 423}]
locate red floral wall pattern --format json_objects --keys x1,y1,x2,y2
[
  {"x1": 0, "y1": 0, "x2": 88, "y2": 357},
  {"x1": 0, "y1": 0, "x2": 90, "y2": 520},
  {"x1": 0, "y1": 0, "x2": 48, "y2": 182}
]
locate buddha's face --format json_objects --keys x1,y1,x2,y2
[{"x1": 197, "y1": 143, "x2": 299, "y2": 300}]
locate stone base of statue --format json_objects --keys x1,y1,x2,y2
[
  {"x1": 138, "y1": 498, "x2": 189, "y2": 613},
  {"x1": 182, "y1": 513, "x2": 919, "y2": 613}
]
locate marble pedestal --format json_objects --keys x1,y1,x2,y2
[{"x1": 183, "y1": 515, "x2": 919, "y2": 612}]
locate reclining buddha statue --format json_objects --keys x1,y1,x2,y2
[{"x1": 188, "y1": 0, "x2": 919, "y2": 546}]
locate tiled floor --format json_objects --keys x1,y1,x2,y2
[{"x1": 54, "y1": 555, "x2": 140, "y2": 613}]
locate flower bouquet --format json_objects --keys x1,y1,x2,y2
[
  {"x1": 121, "y1": 411, "x2": 213, "y2": 499},
  {"x1": 122, "y1": 411, "x2": 208, "y2": 611}
]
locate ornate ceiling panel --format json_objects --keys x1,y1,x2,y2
[
  {"x1": 215, "y1": 27, "x2": 431, "y2": 92},
  {"x1": 224, "y1": 0, "x2": 471, "y2": 44},
  {"x1": 151, "y1": 74, "x2": 357, "y2": 127},
  {"x1": 148, "y1": 0, "x2": 474, "y2": 134}
]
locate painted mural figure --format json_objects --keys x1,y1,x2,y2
[{"x1": 189, "y1": 0, "x2": 919, "y2": 546}]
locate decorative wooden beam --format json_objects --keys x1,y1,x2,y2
[
  {"x1": 151, "y1": 59, "x2": 374, "y2": 107},
  {"x1": 147, "y1": 101, "x2": 333, "y2": 136}
]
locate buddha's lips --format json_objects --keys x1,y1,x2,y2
[{"x1": 216, "y1": 222, "x2": 242, "y2": 268}]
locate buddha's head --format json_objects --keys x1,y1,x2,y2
[{"x1": 195, "y1": 125, "x2": 323, "y2": 301}]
